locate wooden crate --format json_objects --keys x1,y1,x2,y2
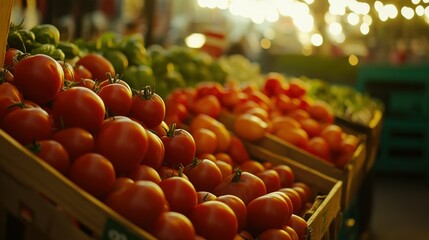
[
  {"x1": 0, "y1": 129, "x2": 156, "y2": 240},
  {"x1": 246, "y1": 144, "x2": 343, "y2": 240},
  {"x1": 219, "y1": 111, "x2": 366, "y2": 209}
]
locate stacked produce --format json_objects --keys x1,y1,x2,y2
[{"x1": 1, "y1": 24, "x2": 337, "y2": 240}]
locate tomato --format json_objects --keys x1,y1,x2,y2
[
  {"x1": 52, "y1": 86, "x2": 105, "y2": 133},
  {"x1": 68, "y1": 153, "x2": 116, "y2": 200},
  {"x1": 213, "y1": 169, "x2": 267, "y2": 205},
  {"x1": 189, "y1": 114, "x2": 231, "y2": 152},
  {"x1": 262, "y1": 72, "x2": 287, "y2": 97},
  {"x1": 233, "y1": 113, "x2": 268, "y2": 142},
  {"x1": 274, "y1": 128, "x2": 309, "y2": 149},
  {"x1": 283, "y1": 226, "x2": 299, "y2": 240},
  {"x1": 1, "y1": 107, "x2": 52, "y2": 145},
  {"x1": 73, "y1": 65, "x2": 92, "y2": 82},
  {"x1": 191, "y1": 95, "x2": 221, "y2": 119},
  {"x1": 278, "y1": 188, "x2": 302, "y2": 215},
  {"x1": 128, "y1": 164, "x2": 161, "y2": 184},
  {"x1": 305, "y1": 136, "x2": 331, "y2": 161},
  {"x1": 184, "y1": 158, "x2": 223, "y2": 192},
  {"x1": 193, "y1": 128, "x2": 218, "y2": 155},
  {"x1": 240, "y1": 160, "x2": 265, "y2": 175},
  {"x1": 150, "y1": 211, "x2": 196, "y2": 240},
  {"x1": 105, "y1": 180, "x2": 168, "y2": 230},
  {"x1": 76, "y1": 53, "x2": 115, "y2": 82},
  {"x1": 165, "y1": 102, "x2": 188, "y2": 123},
  {"x1": 28, "y1": 140, "x2": 69, "y2": 175},
  {"x1": 4, "y1": 48, "x2": 24, "y2": 73},
  {"x1": 226, "y1": 135, "x2": 251, "y2": 165},
  {"x1": 246, "y1": 194, "x2": 291, "y2": 235},
  {"x1": 268, "y1": 191, "x2": 294, "y2": 219},
  {"x1": 216, "y1": 195, "x2": 247, "y2": 232},
  {"x1": 77, "y1": 78, "x2": 96, "y2": 89},
  {"x1": 307, "y1": 100, "x2": 334, "y2": 123},
  {"x1": 272, "y1": 165, "x2": 295, "y2": 188},
  {"x1": 197, "y1": 191, "x2": 217, "y2": 203},
  {"x1": 141, "y1": 129, "x2": 165, "y2": 169},
  {"x1": 235, "y1": 230, "x2": 254, "y2": 240},
  {"x1": 0, "y1": 82, "x2": 22, "y2": 120},
  {"x1": 270, "y1": 116, "x2": 301, "y2": 133},
  {"x1": 214, "y1": 152, "x2": 233, "y2": 165},
  {"x1": 190, "y1": 201, "x2": 238, "y2": 240},
  {"x1": 320, "y1": 124, "x2": 344, "y2": 153},
  {"x1": 220, "y1": 88, "x2": 247, "y2": 110},
  {"x1": 0, "y1": 68, "x2": 15, "y2": 84},
  {"x1": 95, "y1": 117, "x2": 148, "y2": 176},
  {"x1": 161, "y1": 124, "x2": 196, "y2": 167},
  {"x1": 286, "y1": 78, "x2": 308, "y2": 98},
  {"x1": 159, "y1": 176, "x2": 198, "y2": 215},
  {"x1": 129, "y1": 86, "x2": 166, "y2": 129},
  {"x1": 300, "y1": 118, "x2": 322, "y2": 138},
  {"x1": 287, "y1": 109, "x2": 310, "y2": 122},
  {"x1": 97, "y1": 82, "x2": 132, "y2": 117},
  {"x1": 232, "y1": 100, "x2": 260, "y2": 115},
  {"x1": 50, "y1": 127, "x2": 94, "y2": 162},
  {"x1": 292, "y1": 182, "x2": 313, "y2": 201},
  {"x1": 150, "y1": 120, "x2": 169, "y2": 138},
  {"x1": 272, "y1": 94, "x2": 298, "y2": 114},
  {"x1": 195, "y1": 81, "x2": 224, "y2": 99},
  {"x1": 215, "y1": 160, "x2": 233, "y2": 180},
  {"x1": 258, "y1": 229, "x2": 292, "y2": 240},
  {"x1": 287, "y1": 214, "x2": 308, "y2": 240},
  {"x1": 59, "y1": 61, "x2": 75, "y2": 82},
  {"x1": 292, "y1": 186, "x2": 309, "y2": 207},
  {"x1": 256, "y1": 169, "x2": 281, "y2": 193},
  {"x1": 112, "y1": 177, "x2": 134, "y2": 192},
  {"x1": 14, "y1": 54, "x2": 64, "y2": 105}
]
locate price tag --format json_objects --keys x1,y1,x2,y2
[{"x1": 102, "y1": 218, "x2": 145, "y2": 240}]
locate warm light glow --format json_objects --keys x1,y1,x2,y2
[
  {"x1": 185, "y1": 33, "x2": 206, "y2": 48},
  {"x1": 329, "y1": 5, "x2": 346, "y2": 16},
  {"x1": 324, "y1": 12, "x2": 336, "y2": 24},
  {"x1": 385, "y1": 4, "x2": 398, "y2": 19},
  {"x1": 333, "y1": 32, "x2": 345, "y2": 43},
  {"x1": 374, "y1": 1, "x2": 383, "y2": 12},
  {"x1": 412, "y1": 0, "x2": 421, "y2": 4},
  {"x1": 260, "y1": 38, "x2": 271, "y2": 49},
  {"x1": 293, "y1": 14, "x2": 314, "y2": 33},
  {"x1": 304, "y1": 0, "x2": 315, "y2": 5},
  {"x1": 363, "y1": 15, "x2": 372, "y2": 25},
  {"x1": 310, "y1": 33, "x2": 323, "y2": 46},
  {"x1": 401, "y1": 6, "x2": 415, "y2": 19},
  {"x1": 216, "y1": 0, "x2": 229, "y2": 9},
  {"x1": 329, "y1": 22, "x2": 343, "y2": 35},
  {"x1": 348, "y1": 1, "x2": 370, "y2": 15},
  {"x1": 425, "y1": 6, "x2": 429, "y2": 17},
  {"x1": 347, "y1": 13, "x2": 360, "y2": 25},
  {"x1": 424, "y1": 0, "x2": 429, "y2": 3},
  {"x1": 197, "y1": 0, "x2": 209, "y2": 8},
  {"x1": 263, "y1": 28, "x2": 276, "y2": 40},
  {"x1": 360, "y1": 23, "x2": 370, "y2": 35},
  {"x1": 348, "y1": 54, "x2": 359, "y2": 66},
  {"x1": 416, "y1": 5, "x2": 425, "y2": 16}
]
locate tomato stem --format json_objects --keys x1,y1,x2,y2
[
  {"x1": 166, "y1": 123, "x2": 176, "y2": 137},
  {"x1": 26, "y1": 139, "x2": 41, "y2": 154},
  {"x1": 231, "y1": 168, "x2": 242, "y2": 183}
]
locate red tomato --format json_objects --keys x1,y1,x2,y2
[
  {"x1": 68, "y1": 153, "x2": 116, "y2": 199},
  {"x1": 226, "y1": 135, "x2": 251, "y2": 165},
  {"x1": 262, "y1": 72, "x2": 287, "y2": 97},
  {"x1": 213, "y1": 169, "x2": 267, "y2": 205},
  {"x1": 159, "y1": 176, "x2": 198, "y2": 215},
  {"x1": 286, "y1": 78, "x2": 308, "y2": 98},
  {"x1": 274, "y1": 128, "x2": 309, "y2": 149},
  {"x1": 197, "y1": 191, "x2": 217, "y2": 203},
  {"x1": 128, "y1": 164, "x2": 161, "y2": 184},
  {"x1": 165, "y1": 102, "x2": 188, "y2": 123},
  {"x1": 97, "y1": 83, "x2": 132, "y2": 117},
  {"x1": 28, "y1": 140, "x2": 70, "y2": 175},
  {"x1": 272, "y1": 164, "x2": 295, "y2": 188},
  {"x1": 191, "y1": 95, "x2": 221, "y2": 119},
  {"x1": 216, "y1": 195, "x2": 247, "y2": 232},
  {"x1": 52, "y1": 86, "x2": 105, "y2": 133},
  {"x1": 76, "y1": 53, "x2": 115, "y2": 82},
  {"x1": 305, "y1": 136, "x2": 331, "y2": 161},
  {"x1": 283, "y1": 226, "x2": 299, "y2": 240},
  {"x1": 95, "y1": 117, "x2": 148, "y2": 176},
  {"x1": 157, "y1": 165, "x2": 188, "y2": 180},
  {"x1": 13, "y1": 54, "x2": 64, "y2": 105},
  {"x1": 215, "y1": 160, "x2": 233, "y2": 180},
  {"x1": 233, "y1": 113, "x2": 268, "y2": 142},
  {"x1": 195, "y1": 81, "x2": 224, "y2": 99},
  {"x1": 320, "y1": 124, "x2": 344, "y2": 153},
  {"x1": 300, "y1": 118, "x2": 323, "y2": 138},
  {"x1": 150, "y1": 120, "x2": 169, "y2": 138},
  {"x1": 292, "y1": 186, "x2": 309, "y2": 207},
  {"x1": 240, "y1": 160, "x2": 265, "y2": 175},
  {"x1": 59, "y1": 61, "x2": 75, "y2": 82},
  {"x1": 77, "y1": 78, "x2": 96, "y2": 89},
  {"x1": 193, "y1": 128, "x2": 218, "y2": 155},
  {"x1": 287, "y1": 109, "x2": 311, "y2": 122},
  {"x1": 256, "y1": 169, "x2": 281, "y2": 193},
  {"x1": 150, "y1": 211, "x2": 196, "y2": 240},
  {"x1": 1, "y1": 107, "x2": 52, "y2": 145},
  {"x1": 307, "y1": 100, "x2": 334, "y2": 123},
  {"x1": 278, "y1": 188, "x2": 303, "y2": 215},
  {"x1": 272, "y1": 94, "x2": 298, "y2": 114},
  {"x1": 190, "y1": 201, "x2": 238, "y2": 240},
  {"x1": 184, "y1": 158, "x2": 223, "y2": 192},
  {"x1": 259, "y1": 229, "x2": 292, "y2": 240},
  {"x1": 112, "y1": 177, "x2": 134, "y2": 192},
  {"x1": 189, "y1": 114, "x2": 231, "y2": 153},
  {"x1": 129, "y1": 87, "x2": 166, "y2": 129},
  {"x1": 292, "y1": 182, "x2": 313, "y2": 201},
  {"x1": 105, "y1": 180, "x2": 168, "y2": 230},
  {"x1": 4, "y1": 48, "x2": 24, "y2": 73},
  {"x1": 268, "y1": 191, "x2": 294, "y2": 219},
  {"x1": 141, "y1": 129, "x2": 165, "y2": 169},
  {"x1": 214, "y1": 152, "x2": 233, "y2": 165},
  {"x1": 246, "y1": 194, "x2": 292, "y2": 234},
  {"x1": 0, "y1": 82, "x2": 23, "y2": 120},
  {"x1": 50, "y1": 127, "x2": 95, "y2": 162},
  {"x1": 220, "y1": 88, "x2": 247, "y2": 110},
  {"x1": 287, "y1": 214, "x2": 308, "y2": 240},
  {"x1": 270, "y1": 116, "x2": 301, "y2": 133},
  {"x1": 73, "y1": 65, "x2": 93, "y2": 82},
  {"x1": 161, "y1": 124, "x2": 196, "y2": 167}
]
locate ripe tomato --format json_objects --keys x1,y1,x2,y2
[
  {"x1": 95, "y1": 117, "x2": 148, "y2": 176},
  {"x1": 77, "y1": 78, "x2": 96, "y2": 89},
  {"x1": 195, "y1": 81, "x2": 224, "y2": 99},
  {"x1": 191, "y1": 95, "x2": 221, "y2": 119},
  {"x1": 50, "y1": 127, "x2": 95, "y2": 162},
  {"x1": 278, "y1": 188, "x2": 302, "y2": 215},
  {"x1": 150, "y1": 120, "x2": 169, "y2": 138},
  {"x1": 52, "y1": 86, "x2": 105, "y2": 133},
  {"x1": 272, "y1": 164, "x2": 295, "y2": 188},
  {"x1": 246, "y1": 194, "x2": 291, "y2": 234},
  {"x1": 197, "y1": 191, "x2": 217, "y2": 203},
  {"x1": 232, "y1": 100, "x2": 260, "y2": 115},
  {"x1": 220, "y1": 88, "x2": 247, "y2": 110},
  {"x1": 215, "y1": 160, "x2": 233, "y2": 181},
  {"x1": 0, "y1": 82, "x2": 23, "y2": 120},
  {"x1": 292, "y1": 182, "x2": 313, "y2": 201},
  {"x1": 213, "y1": 169, "x2": 267, "y2": 205},
  {"x1": 286, "y1": 78, "x2": 308, "y2": 98},
  {"x1": 190, "y1": 201, "x2": 238, "y2": 240},
  {"x1": 189, "y1": 114, "x2": 231, "y2": 152},
  {"x1": 1, "y1": 107, "x2": 52, "y2": 145},
  {"x1": 233, "y1": 113, "x2": 268, "y2": 142},
  {"x1": 272, "y1": 94, "x2": 299, "y2": 114},
  {"x1": 4, "y1": 48, "x2": 24, "y2": 73},
  {"x1": 216, "y1": 195, "x2": 247, "y2": 232},
  {"x1": 73, "y1": 65, "x2": 93, "y2": 82},
  {"x1": 256, "y1": 169, "x2": 281, "y2": 193},
  {"x1": 161, "y1": 124, "x2": 196, "y2": 167},
  {"x1": 270, "y1": 116, "x2": 301, "y2": 133},
  {"x1": 141, "y1": 129, "x2": 165, "y2": 169},
  {"x1": 283, "y1": 226, "x2": 299, "y2": 240},
  {"x1": 184, "y1": 158, "x2": 223, "y2": 192},
  {"x1": 240, "y1": 160, "x2": 265, "y2": 175},
  {"x1": 14, "y1": 54, "x2": 64, "y2": 105},
  {"x1": 193, "y1": 128, "x2": 218, "y2": 155},
  {"x1": 105, "y1": 180, "x2": 168, "y2": 230},
  {"x1": 97, "y1": 82, "x2": 132, "y2": 117},
  {"x1": 112, "y1": 177, "x2": 134, "y2": 192},
  {"x1": 28, "y1": 140, "x2": 70, "y2": 175},
  {"x1": 150, "y1": 211, "x2": 196, "y2": 240},
  {"x1": 68, "y1": 153, "x2": 116, "y2": 200},
  {"x1": 226, "y1": 135, "x2": 251, "y2": 165},
  {"x1": 262, "y1": 72, "x2": 287, "y2": 97},
  {"x1": 292, "y1": 186, "x2": 309, "y2": 208},
  {"x1": 59, "y1": 62, "x2": 75, "y2": 82},
  {"x1": 244, "y1": 107, "x2": 269, "y2": 123},
  {"x1": 129, "y1": 87, "x2": 166, "y2": 129},
  {"x1": 165, "y1": 102, "x2": 188, "y2": 123},
  {"x1": 320, "y1": 124, "x2": 344, "y2": 153},
  {"x1": 259, "y1": 229, "x2": 292, "y2": 240},
  {"x1": 159, "y1": 176, "x2": 198, "y2": 215},
  {"x1": 76, "y1": 53, "x2": 115, "y2": 82},
  {"x1": 300, "y1": 118, "x2": 323, "y2": 138},
  {"x1": 287, "y1": 214, "x2": 308, "y2": 240},
  {"x1": 274, "y1": 127, "x2": 309, "y2": 149},
  {"x1": 305, "y1": 136, "x2": 331, "y2": 161},
  {"x1": 307, "y1": 100, "x2": 334, "y2": 123},
  {"x1": 287, "y1": 109, "x2": 311, "y2": 122},
  {"x1": 214, "y1": 152, "x2": 233, "y2": 165},
  {"x1": 128, "y1": 164, "x2": 161, "y2": 184}
]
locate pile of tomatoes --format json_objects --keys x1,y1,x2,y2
[{"x1": 1, "y1": 50, "x2": 319, "y2": 240}]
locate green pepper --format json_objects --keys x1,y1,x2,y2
[
  {"x1": 30, "y1": 24, "x2": 60, "y2": 46},
  {"x1": 57, "y1": 41, "x2": 80, "y2": 59},
  {"x1": 123, "y1": 65, "x2": 156, "y2": 91}
]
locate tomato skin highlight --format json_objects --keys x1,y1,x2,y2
[
  {"x1": 159, "y1": 176, "x2": 198, "y2": 215},
  {"x1": 150, "y1": 211, "x2": 196, "y2": 240},
  {"x1": 161, "y1": 124, "x2": 196, "y2": 167},
  {"x1": 30, "y1": 140, "x2": 70, "y2": 175},
  {"x1": 50, "y1": 127, "x2": 95, "y2": 162},
  {"x1": 76, "y1": 53, "x2": 115, "y2": 82}
]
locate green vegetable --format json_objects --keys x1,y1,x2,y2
[
  {"x1": 7, "y1": 31, "x2": 26, "y2": 52},
  {"x1": 57, "y1": 41, "x2": 80, "y2": 59},
  {"x1": 30, "y1": 24, "x2": 60, "y2": 46},
  {"x1": 123, "y1": 65, "x2": 156, "y2": 91}
]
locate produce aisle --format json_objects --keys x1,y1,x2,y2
[{"x1": 1, "y1": 1, "x2": 429, "y2": 240}]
